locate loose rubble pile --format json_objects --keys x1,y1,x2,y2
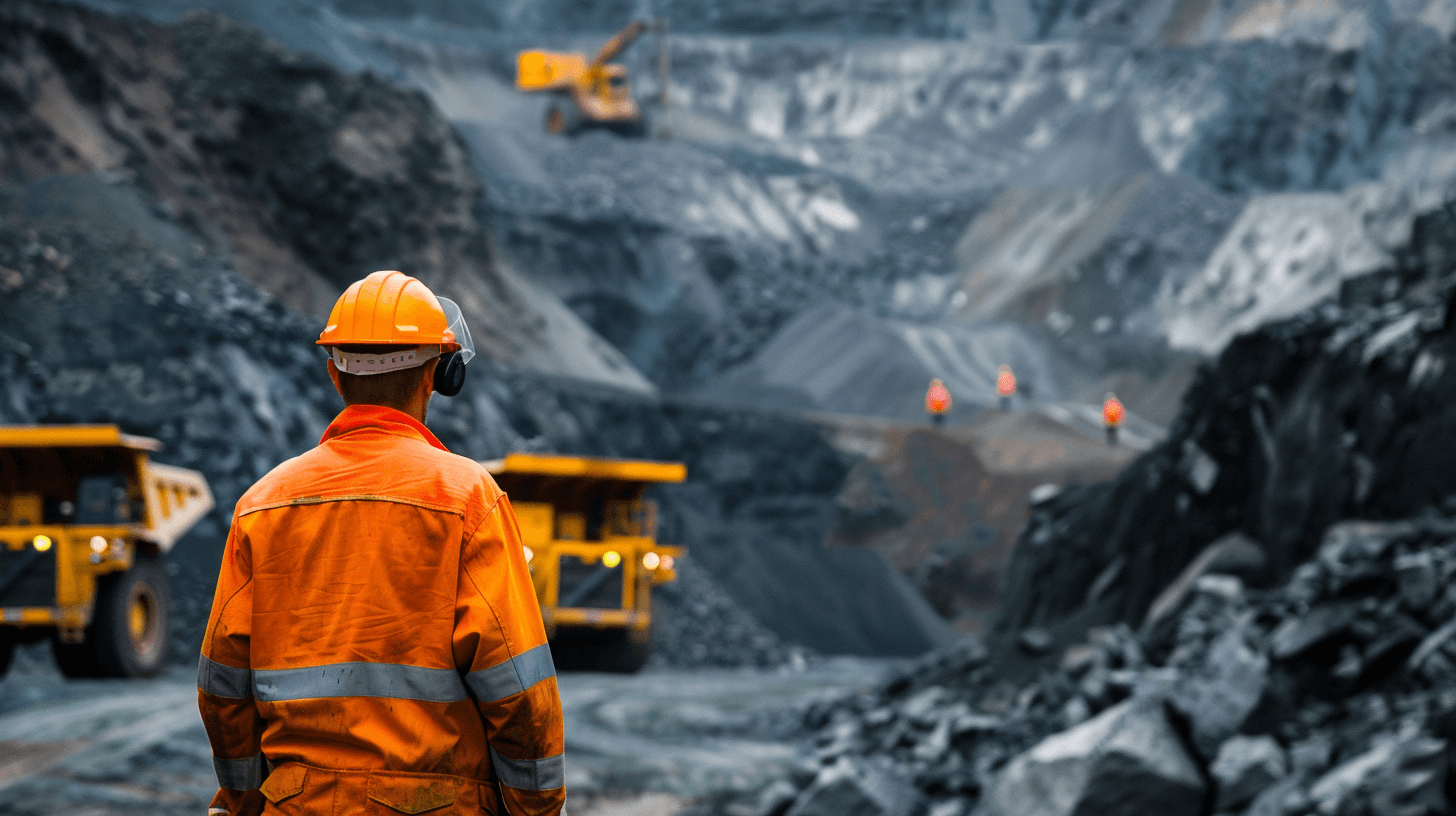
[
  {"x1": 768, "y1": 514, "x2": 1456, "y2": 816},
  {"x1": 750, "y1": 206, "x2": 1456, "y2": 815},
  {"x1": 649, "y1": 557, "x2": 813, "y2": 670},
  {"x1": 997, "y1": 202, "x2": 1456, "y2": 639}
]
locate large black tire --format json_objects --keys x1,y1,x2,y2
[
  {"x1": 609, "y1": 111, "x2": 649, "y2": 139},
  {"x1": 549, "y1": 626, "x2": 652, "y2": 674},
  {"x1": 54, "y1": 557, "x2": 170, "y2": 679}
]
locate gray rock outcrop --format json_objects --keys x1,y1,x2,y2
[{"x1": 979, "y1": 696, "x2": 1205, "y2": 816}]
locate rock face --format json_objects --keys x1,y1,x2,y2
[
  {"x1": 0, "y1": 1, "x2": 950, "y2": 670},
  {"x1": 0, "y1": 0, "x2": 649, "y2": 391},
  {"x1": 769, "y1": 218, "x2": 1456, "y2": 816},
  {"x1": 780, "y1": 510, "x2": 1456, "y2": 816},
  {"x1": 979, "y1": 696, "x2": 1205, "y2": 816},
  {"x1": 996, "y1": 203, "x2": 1456, "y2": 638}
]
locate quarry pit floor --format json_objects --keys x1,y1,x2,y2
[{"x1": 0, "y1": 655, "x2": 899, "y2": 816}]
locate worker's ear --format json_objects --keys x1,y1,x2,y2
[{"x1": 327, "y1": 358, "x2": 344, "y2": 399}]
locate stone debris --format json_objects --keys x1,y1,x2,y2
[
  {"x1": 980, "y1": 696, "x2": 1205, "y2": 816},
  {"x1": 769, "y1": 514, "x2": 1456, "y2": 816},
  {"x1": 1211, "y1": 735, "x2": 1287, "y2": 812},
  {"x1": 783, "y1": 756, "x2": 925, "y2": 816}
]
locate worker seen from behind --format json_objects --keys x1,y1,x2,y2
[
  {"x1": 926, "y1": 378, "x2": 952, "y2": 426},
  {"x1": 1104, "y1": 392, "x2": 1125, "y2": 445},
  {"x1": 996, "y1": 365, "x2": 1016, "y2": 411},
  {"x1": 198, "y1": 271, "x2": 565, "y2": 816}
]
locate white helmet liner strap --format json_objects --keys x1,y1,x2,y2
[{"x1": 332, "y1": 345, "x2": 441, "y2": 375}]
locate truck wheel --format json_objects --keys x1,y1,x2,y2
[{"x1": 54, "y1": 558, "x2": 170, "y2": 679}]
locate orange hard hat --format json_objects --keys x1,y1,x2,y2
[{"x1": 317, "y1": 271, "x2": 461, "y2": 351}]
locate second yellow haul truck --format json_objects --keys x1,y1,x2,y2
[
  {"x1": 0, "y1": 425, "x2": 213, "y2": 678},
  {"x1": 485, "y1": 452, "x2": 685, "y2": 672}
]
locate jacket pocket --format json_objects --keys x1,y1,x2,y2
[
  {"x1": 366, "y1": 773, "x2": 457, "y2": 814},
  {"x1": 260, "y1": 765, "x2": 307, "y2": 804}
]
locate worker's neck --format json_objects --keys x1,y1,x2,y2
[{"x1": 348, "y1": 397, "x2": 429, "y2": 425}]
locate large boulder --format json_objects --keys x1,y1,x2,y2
[
  {"x1": 784, "y1": 756, "x2": 925, "y2": 816},
  {"x1": 1210, "y1": 735, "x2": 1287, "y2": 811},
  {"x1": 1168, "y1": 621, "x2": 1269, "y2": 759},
  {"x1": 978, "y1": 696, "x2": 1206, "y2": 816}
]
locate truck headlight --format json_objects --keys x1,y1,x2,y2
[
  {"x1": 602, "y1": 550, "x2": 621, "y2": 568},
  {"x1": 660, "y1": 555, "x2": 674, "y2": 571},
  {"x1": 642, "y1": 552, "x2": 660, "y2": 570},
  {"x1": 90, "y1": 536, "x2": 108, "y2": 554},
  {"x1": 32, "y1": 534, "x2": 52, "y2": 552}
]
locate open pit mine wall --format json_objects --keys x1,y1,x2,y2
[
  {"x1": 995, "y1": 202, "x2": 1456, "y2": 640},
  {"x1": 0, "y1": 0, "x2": 950, "y2": 663}
]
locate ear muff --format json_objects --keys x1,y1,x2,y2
[{"x1": 433, "y1": 351, "x2": 466, "y2": 397}]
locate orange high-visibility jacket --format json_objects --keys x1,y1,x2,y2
[
  {"x1": 996, "y1": 371, "x2": 1016, "y2": 397},
  {"x1": 198, "y1": 405, "x2": 565, "y2": 816},
  {"x1": 1103, "y1": 398, "x2": 1125, "y2": 427},
  {"x1": 925, "y1": 382, "x2": 951, "y2": 414}
]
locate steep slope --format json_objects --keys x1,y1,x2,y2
[
  {"x1": 996, "y1": 201, "x2": 1456, "y2": 640},
  {"x1": 0, "y1": 1, "x2": 963, "y2": 666},
  {"x1": 0, "y1": 0, "x2": 650, "y2": 391},
  {"x1": 51, "y1": 0, "x2": 1456, "y2": 428}
]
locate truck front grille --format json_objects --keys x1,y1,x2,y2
[
  {"x1": 557, "y1": 555, "x2": 624, "y2": 610},
  {"x1": 0, "y1": 547, "x2": 57, "y2": 608}
]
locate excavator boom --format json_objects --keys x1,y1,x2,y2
[{"x1": 590, "y1": 20, "x2": 647, "y2": 70}]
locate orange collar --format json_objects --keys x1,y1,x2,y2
[{"x1": 319, "y1": 404, "x2": 450, "y2": 452}]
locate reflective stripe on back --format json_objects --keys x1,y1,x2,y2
[
  {"x1": 464, "y1": 643, "x2": 556, "y2": 702},
  {"x1": 198, "y1": 654, "x2": 253, "y2": 700},
  {"x1": 253, "y1": 662, "x2": 468, "y2": 703},
  {"x1": 213, "y1": 753, "x2": 266, "y2": 791},
  {"x1": 489, "y1": 746, "x2": 564, "y2": 791}
]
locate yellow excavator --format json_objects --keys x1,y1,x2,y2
[{"x1": 516, "y1": 21, "x2": 652, "y2": 137}]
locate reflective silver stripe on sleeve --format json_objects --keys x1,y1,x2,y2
[
  {"x1": 490, "y1": 746, "x2": 565, "y2": 791},
  {"x1": 465, "y1": 643, "x2": 556, "y2": 702},
  {"x1": 253, "y1": 662, "x2": 468, "y2": 703},
  {"x1": 198, "y1": 654, "x2": 253, "y2": 700},
  {"x1": 213, "y1": 753, "x2": 266, "y2": 790}
]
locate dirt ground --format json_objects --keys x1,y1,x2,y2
[{"x1": 0, "y1": 651, "x2": 899, "y2": 815}]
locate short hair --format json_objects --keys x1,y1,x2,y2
[{"x1": 332, "y1": 344, "x2": 430, "y2": 409}]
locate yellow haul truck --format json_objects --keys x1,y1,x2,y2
[
  {"x1": 0, "y1": 425, "x2": 213, "y2": 678},
  {"x1": 484, "y1": 453, "x2": 684, "y2": 672}
]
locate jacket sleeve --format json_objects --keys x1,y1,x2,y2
[
  {"x1": 456, "y1": 493, "x2": 567, "y2": 816},
  {"x1": 197, "y1": 517, "x2": 267, "y2": 816}
]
